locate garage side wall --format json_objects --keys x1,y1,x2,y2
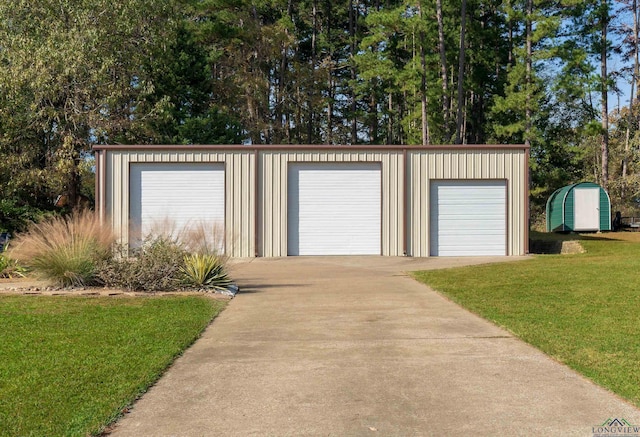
[
  {"x1": 259, "y1": 150, "x2": 404, "y2": 257},
  {"x1": 98, "y1": 149, "x2": 256, "y2": 257},
  {"x1": 407, "y1": 149, "x2": 528, "y2": 257}
]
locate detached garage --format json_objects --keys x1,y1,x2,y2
[{"x1": 94, "y1": 144, "x2": 529, "y2": 257}]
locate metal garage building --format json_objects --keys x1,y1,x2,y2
[{"x1": 94, "y1": 144, "x2": 529, "y2": 257}]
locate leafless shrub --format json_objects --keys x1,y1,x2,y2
[{"x1": 97, "y1": 236, "x2": 186, "y2": 291}]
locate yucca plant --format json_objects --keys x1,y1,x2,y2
[
  {"x1": 8, "y1": 210, "x2": 114, "y2": 287},
  {"x1": 180, "y1": 253, "x2": 232, "y2": 290},
  {"x1": 0, "y1": 244, "x2": 27, "y2": 279}
]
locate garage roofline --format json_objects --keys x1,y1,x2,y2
[{"x1": 93, "y1": 144, "x2": 529, "y2": 151}]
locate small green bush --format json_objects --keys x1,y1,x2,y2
[
  {"x1": 180, "y1": 253, "x2": 232, "y2": 290},
  {"x1": 8, "y1": 211, "x2": 113, "y2": 286},
  {"x1": 97, "y1": 237, "x2": 186, "y2": 291}
]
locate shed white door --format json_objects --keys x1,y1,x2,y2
[
  {"x1": 129, "y1": 163, "x2": 225, "y2": 246},
  {"x1": 430, "y1": 180, "x2": 506, "y2": 256},
  {"x1": 573, "y1": 187, "x2": 600, "y2": 231},
  {"x1": 288, "y1": 163, "x2": 381, "y2": 255}
]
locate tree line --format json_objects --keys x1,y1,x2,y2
[{"x1": 1, "y1": 0, "x2": 639, "y2": 232}]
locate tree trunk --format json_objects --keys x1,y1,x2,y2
[
  {"x1": 525, "y1": 0, "x2": 533, "y2": 144},
  {"x1": 508, "y1": 0, "x2": 514, "y2": 66},
  {"x1": 455, "y1": 0, "x2": 467, "y2": 144},
  {"x1": 418, "y1": 3, "x2": 429, "y2": 145},
  {"x1": 308, "y1": 0, "x2": 317, "y2": 144},
  {"x1": 326, "y1": 0, "x2": 334, "y2": 144},
  {"x1": 436, "y1": 0, "x2": 449, "y2": 138},
  {"x1": 600, "y1": 0, "x2": 609, "y2": 189},
  {"x1": 370, "y1": 88, "x2": 378, "y2": 143},
  {"x1": 277, "y1": 42, "x2": 287, "y2": 144},
  {"x1": 623, "y1": 0, "x2": 638, "y2": 197},
  {"x1": 349, "y1": 0, "x2": 357, "y2": 144},
  {"x1": 387, "y1": 93, "x2": 393, "y2": 144},
  {"x1": 279, "y1": 0, "x2": 293, "y2": 144}
]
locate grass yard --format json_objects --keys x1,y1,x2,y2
[
  {"x1": 0, "y1": 295, "x2": 226, "y2": 436},
  {"x1": 413, "y1": 232, "x2": 640, "y2": 407}
]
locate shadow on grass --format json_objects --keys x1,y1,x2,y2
[
  {"x1": 578, "y1": 234, "x2": 625, "y2": 242},
  {"x1": 529, "y1": 230, "x2": 636, "y2": 254}
]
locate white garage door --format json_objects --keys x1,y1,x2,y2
[
  {"x1": 430, "y1": 180, "x2": 506, "y2": 256},
  {"x1": 130, "y1": 163, "x2": 225, "y2": 246},
  {"x1": 288, "y1": 163, "x2": 381, "y2": 255}
]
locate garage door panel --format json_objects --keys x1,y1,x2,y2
[
  {"x1": 438, "y1": 241, "x2": 505, "y2": 250},
  {"x1": 438, "y1": 224, "x2": 505, "y2": 233},
  {"x1": 437, "y1": 218, "x2": 505, "y2": 229},
  {"x1": 430, "y1": 180, "x2": 506, "y2": 256},
  {"x1": 437, "y1": 245, "x2": 505, "y2": 256},
  {"x1": 130, "y1": 163, "x2": 225, "y2": 247},
  {"x1": 288, "y1": 163, "x2": 381, "y2": 255},
  {"x1": 437, "y1": 230, "x2": 505, "y2": 240}
]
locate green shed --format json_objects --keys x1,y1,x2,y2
[{"x1": 546, "y1": 182, "x2": 611, "y2": 232}]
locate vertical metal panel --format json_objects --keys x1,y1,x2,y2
[
  {"x1": 259, "y1": 151, "x2": 276, "y2": 257},
  {"x1": 96, "y1": 150, "x2": 107, "y2": 225},
  {"x1": 600, "y1": 186, "x2": 611, "y2": 231},
  {"x1": 224, "y1": 151, "x2": 255, "y2": 257},
  {"x1": 224, "y1": 151, "x2": 253, "y2": 257},
  {"x1": 121, "y1": 154, "x2": 130, "y2": 245},
  {"x1": 111, "y1": 152, "x2": 123, "y2": 242},
  {"x1": 408, "y1": 149, "x2": 527, "y2": 257}
]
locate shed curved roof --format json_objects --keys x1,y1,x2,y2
[{"x1": 548, "y1": 182, "x2": 603, "y2": 206}]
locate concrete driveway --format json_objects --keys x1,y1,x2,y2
[{"x1": 110, "y1": 256, "x2": 640, "y2": 436}]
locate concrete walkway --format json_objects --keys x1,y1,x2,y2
[{"x1": 110, "y1": 256, "x2": 640, "y2": 436}]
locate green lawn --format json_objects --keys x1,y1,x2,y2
[
  {"x1": 0, "y1": 295, "x2": 226, "y2": 436},
  {"x1": 412, "y1": 232, "x2": 640, "y2": 407}
]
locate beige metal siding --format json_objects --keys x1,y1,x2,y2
[
  {"x1": 101, "y1": 150, "x2": 255, "y2": 257},
  {"x1": 97, "y1": 145, "x2": 527, "y2": 259},
  {"x1": 407, "y1": 149, "x2": 527, "y2": 257},
  {"x1": 259, "y1": 150, "x2": 404, "y2": 257}
]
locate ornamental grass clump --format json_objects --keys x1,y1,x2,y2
[
  {"x1": 175, "y1": 221, "x2": 226, "y2": 256},
  {"x1": 180, "y1": 253, "x2": 232, "y2": 290},
  {"x1": 8, "y1": 210, "x2": 114, "y2": 287}
]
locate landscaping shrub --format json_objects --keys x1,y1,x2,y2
[
  {"x1": 7, "y1": 213, "x2": 234, "y2": 291},
  {"x1": 180, "y1": 253, "x2": 232, "y2": 290},
  {"x1": 97, "y1": 236, "x2": 186, "y2": 291},
  {"x1": 8, "y1": 210, "x2": 113, "y2": 286}
]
